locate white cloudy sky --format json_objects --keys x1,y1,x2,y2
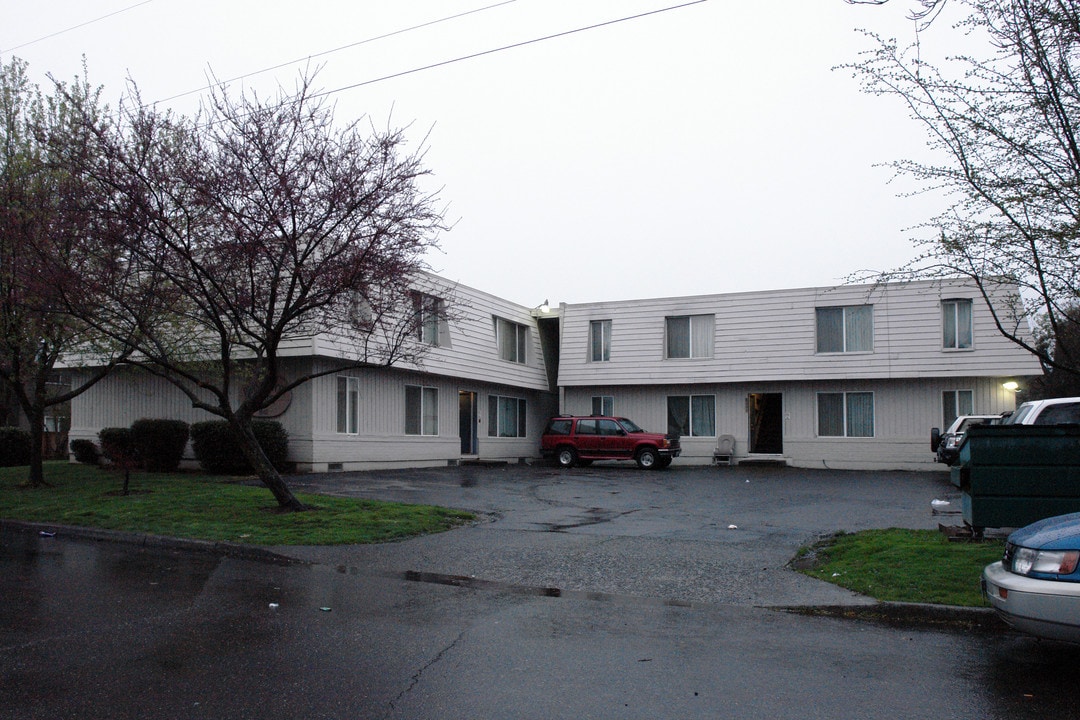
[{"x1": 2, "y1": 0, "x2": 964, "y2": 306}]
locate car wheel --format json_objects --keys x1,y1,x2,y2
[
  {"x1": 557, "y1": 447, "x2": 577, "y2": 468},
  {"x1": 636, "y1": 448, "x2": 659, "y2": 469}
]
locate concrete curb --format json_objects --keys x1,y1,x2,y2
[
  {"x1": 779, "y1": 601, "x2": 1007, "y2": 633},
  {"x1": 0, "y1": 518, "x2": 305, "y2": 565}
]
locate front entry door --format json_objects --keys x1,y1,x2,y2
[
  {"x1": 459, "y1": 391, "x2": 477, "y2": 455},
  {"x1": 748, "y1": 393, "x2": 783, "y2": 454}
]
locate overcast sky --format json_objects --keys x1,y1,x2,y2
[{"x1": 2, "y1": 0, "x2": 963, "y2": 307}]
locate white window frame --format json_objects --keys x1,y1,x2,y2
[
  {"x1": 942, "y1": 299, "x2": 973, "y2": 350},
  {"x1": 488, "y1": 395, "x2": 527, "y2": 438},
  {"x1": 666, "y1": 394, "x2": 717, "y2": 437},
  {"x1": 815, "y1": 305, "x2": 874, "y2": 354},
  {"x1": 591, "y1": 395, "x2": 614, "y2": 416},
  {"x1": 590, "y1": 320, "x2": 612, "y2": 362},
  {"x1": 495, "y1": 317, "x2": 528, "y2": 364},
  {"x1": 405, "y1": 385, "x2": 439, "y2": 436},
  {"x1": 665, "y1": 314, "x2": 714, "y2": 359},
  {"x1": 414, "y1": 293, "x2": 444, "y2": 346},
  {"x1": 336, "y1": 376, "x2": 360, "y2": 434},
  {"x1": 817, "y1": 392, "x2": 875, "y2": 438},
  {"x1": 943, "y1": 389, "x2": 974, "y2": 428}
]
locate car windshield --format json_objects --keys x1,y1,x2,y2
[
  {"x1": 618, "y1": 418, "x2": 644, "y2": 433},
  {"x1": 1003, "y1": 404, "x2": 1035, "y2": 425}
]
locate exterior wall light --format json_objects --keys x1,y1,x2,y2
[{"x1": 1002, "y1": 381, "x2": 1020, "y2": 392}]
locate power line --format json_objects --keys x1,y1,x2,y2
[
  {"x1": 1, "y1": 0, "x2": 156, "y2": 55},
  {"x1": 153, "y1": 0, "x2": 520, "y2": 106},
  {"x1": 314, "y1": 0, "x2": 709, "y2": 101}
]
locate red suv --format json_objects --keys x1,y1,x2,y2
[{"x1": 540, "y1": 415, "x2": 681, "y2": 470}]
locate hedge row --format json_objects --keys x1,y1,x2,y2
[
  {"x1": 70, "y1": 418, "x2": 288, "y2": 475},
  {"x1": 0, "y1": 427, "x2": 32, "y2": 467}
]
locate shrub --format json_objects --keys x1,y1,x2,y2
[
  {"x1": 98, "y1": 427, "x2": 136, "y2": 465},
  {"x1": 70, "y1": 438, "x2": 101, "y2": 465},
  {"x1": 190, "y1": 420, "x2": 289, "y2": 474},
  {"x1": 0, "y1": 427, "x2": 32, "y2": 467},
  {"x1": 130, "y1": 418, "x2": 190, "y2": 472}
]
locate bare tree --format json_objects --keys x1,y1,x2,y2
[
  {"x1": 0, "y1": 58, "x2": 131, "y2": 488},
  {"x1": 75, "y1": 72, "x2": 446, "y2": 511},
  {"x1": 843, "y1": 0, "x2": 1080, "y2": 381},
  {"x1": 845, "y1": 0, "x2": 950, "y2": 24}
]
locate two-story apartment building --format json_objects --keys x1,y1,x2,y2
[
  {"x1": 553, "y1": 278, "x2": 1043, "y2": 470},
  {"x1": 67, "y1": 275, "x2": 1042, "y2": 471}
]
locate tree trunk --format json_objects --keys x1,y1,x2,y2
[
  {"x1": 233, "y1": 418, "x2": 307, "y2": 512},
  {"x1": 24, "y1": 407, "x2": 47, "y2": 488}
]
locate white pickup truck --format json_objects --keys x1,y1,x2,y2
[{"x1": 1003, "y1": 396, "x2": 1080, "y2": 425}]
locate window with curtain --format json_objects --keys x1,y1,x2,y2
[
  {"x1": 590, "y1": 320, "x2": 611, "y2": 362},
  {"x1": 943, "y1": 390, "x2": 974, "y2": 428},
  {"x1": 487, "y1": 395, "x2": 527, "y2": 437},
  {"x1": 817, "y1": 392, "x2": 874, "y2": 437},
  {"x1": 816, "y1": 305, "x2": 873, "y2": 353},
  {"x1": 413, "y1": 292, "x2": 444, "y2": 346},
  {"x1": 942, "y1": 299, "x2": 973, "y2": 349},
  {"x1": 336, "y1": 376, "x2": 359, "y2": 434},
  {"x1": 591, "y1": 395, "x2": 614, "y2": 416},
  {"x1": 405, "y1": 385, "x2": 438, "y2": 436},
  {"x1": 666, "y1": 395, "x2": 716, "y2": 436},
  {"x1": 495, "y1": 317, "x2": 528, "y2": 363},
  {"x1": 665, "y1": 315, "x2": 714, "y2": 359}
]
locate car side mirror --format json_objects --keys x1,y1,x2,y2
[{"x1": 930, "y1": 428, "x2": 941, "y2": 452}]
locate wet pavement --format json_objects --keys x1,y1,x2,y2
[{"x1": 4, "y1": 463, "x2": 1080, "y2": 719}]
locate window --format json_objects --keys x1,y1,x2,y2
[
  {"x1": 591, "y1": 395, "x2": 614, "y2": 416},
  {"x1": 667, "y1": 395, "x2": 716, "y2": 437},
  {"x1": 942, "y1": 299, "x2": 973, "y2": 349},
  {"x1": 336, "y1": 376, "x2": 360, "y2": 434},
  {"x1": 590, "y1": 320, "x2": 612, "y2": 362},
  {"x1": 666, "y1": 315, "x2": 714, "y2": 359},
  {"x1": 495, "y1": 317, "x2": 528, "y2": 363},
  {"x1": 943, "y1": 390, "x2": 974, "y2": 429},
  {"x1": 816, "y1": 305, "x2": 873, "y2": 353},
  {"x1": 413, "y1": 293, "x2": 444, "y2": 346},
  {"x1": 488, "y1": 395, "x2": 527, "y2": 437},
  {"x1": 405, "y1": 385, "x2": 438, "y2": 436},
  {"x1": 817, "y1": 392, "x2": 874, "y2": 437}
]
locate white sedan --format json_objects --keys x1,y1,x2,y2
[{"x1": 983, "y1": 512, "x2": 1080, "y2": 644}]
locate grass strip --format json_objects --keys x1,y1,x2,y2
[
  {"x1": 796, "y1": 528, "x2": 1005, "y2": 607},
  {"x1": 0, "y1": 462, "x2": 474, "y2": 546}
]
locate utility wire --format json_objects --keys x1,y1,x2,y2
[
  {"x1": 1, "y1": 0, "x2": 156, "y2": 55},
  {"x1": 153, "y1": 0, "x2": 520, "y2": 106},
  {"x1": 313, "y1": 0, "x2": 708, "y2": 101}
]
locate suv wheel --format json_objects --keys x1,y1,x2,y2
[
  {"x1": 557, "y1": 447, "x2": 578, "y2": 468},
  {"x1": 636, "y1": 448, "x2": 659, "y2": 469}
]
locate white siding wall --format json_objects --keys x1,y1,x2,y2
[
  {"x1": 563, "y1": 376, "x2": 1020, "y2": 471},
  {"x1": 558, "y1": 279, "x2": 1042, "y2": 386}
]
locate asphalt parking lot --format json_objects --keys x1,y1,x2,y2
[{"x1": 274, "y1": 461, "x2": 962, "y2": 608}]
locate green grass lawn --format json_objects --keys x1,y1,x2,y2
[
  {"x1": 796, "y1": 528, "x2": 1005, "y2": 607},
  {"x1": 0, "y1": 462, "x2": 474, "y2": 546}
]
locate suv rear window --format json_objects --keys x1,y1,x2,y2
[
  {"x1": 1035, "y1": 402, "x2": 1080, "y2": 425},
  {"x1": 546, "y1": 419, "x2": 572, "y2": 435}
]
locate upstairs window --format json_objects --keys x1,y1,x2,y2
[
  {"x1": 413, "y1": 293, "x2": 445, "y2": 346},
  {"x1": 666, "y1": 314, "x2": 714, "y2": 359},
  {"x1": 590, "y1": 320, "x2": 612, "y2": 362},
  {"x1": 942, "y1": 299, "x2": 973, "y2": 349},
  {"x1": 816, "y1": 305, "x2": 873, "y2": 353},
  {"x1": 495, "y1": 317, "x2": 528, "y2": 364}
]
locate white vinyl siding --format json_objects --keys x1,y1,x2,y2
[
  {"x1": 488, "y1": 395, "x2": 527, "y2": 437},
  {"x1": 336, "y1": 376, "x2": 359, "y2": 434},
  {"x1": 495, "y1": 317, "x2": 528, "y2": 364},
  {"x1": 667, "y1": 395, "x2": 716, "y2": 437},
  {"x1": 590, "y1": 320, "x2": 611, "y2": 362},
  {"x1": 666, "y1": 314, "x2": 714, "y2": 359},
  {"x1": 818, "y1": 392, "x2": 874, "y2": 437},
  {"x1": 816, "y1": 305, "x2": 873, "y2": 353},
  {"x1": 405, "y1": 385, "x2": 438, "y2": 436},
  {"x1": 942, "y1": 299, "x2": 973, "y2": 350}
]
